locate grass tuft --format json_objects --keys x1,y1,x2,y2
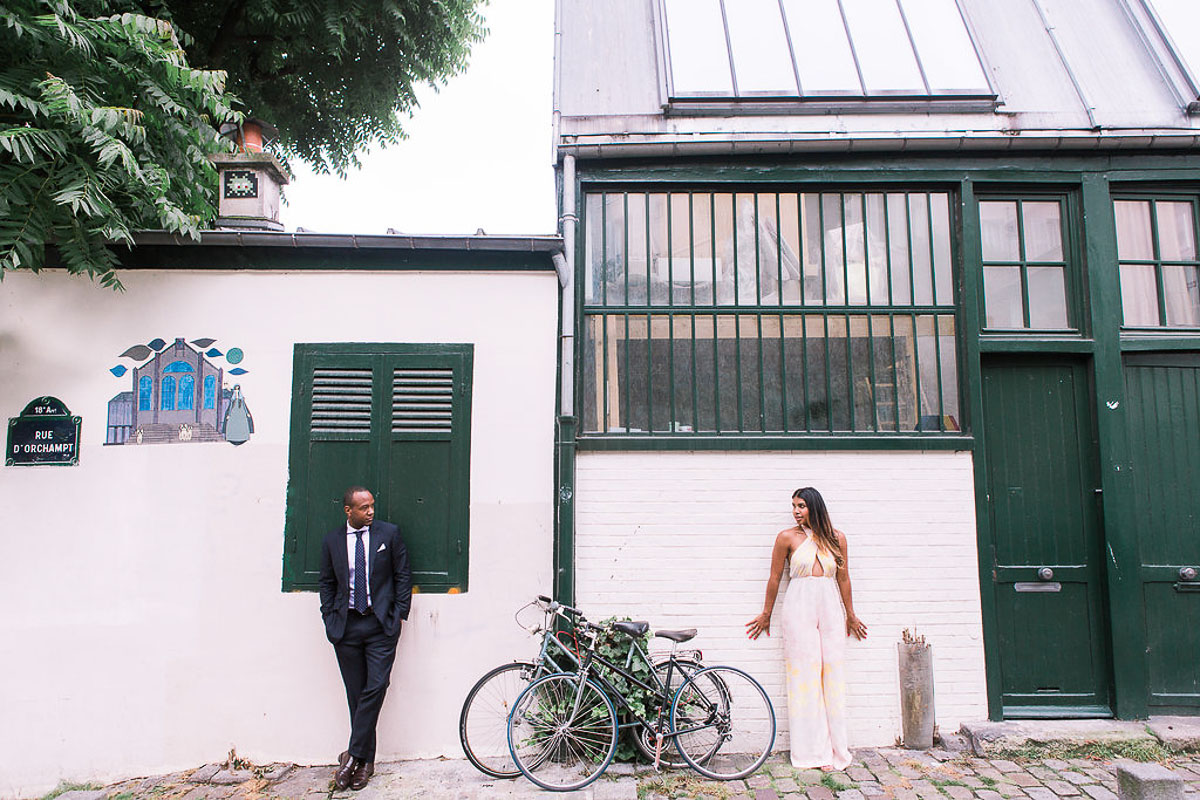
[
  {"x1": 638, "y1": 772, "x2": 733, "y2": 799},
  {"x1": 821, "y1": 773, "x2": 857, "y2": 792},
  {"x1": 40, "y1": 782, "x2": 102, "y2": 800}
]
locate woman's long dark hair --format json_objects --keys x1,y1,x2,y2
[{"x1": 793, "y1": 487, "x2": 843, "y2": 566}]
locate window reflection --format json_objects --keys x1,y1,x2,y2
[
  {"x1": 1120, "y1": 264, "x2": 1159, "y2": 327},
  {"x1": 980, "y1": 198, "x2": 1072, "y2": 331},
  {"x1": 1163, "y1": 265, "x2": 1200, "y2": 326},
  {"x1": 1114, "y1": 197, "x2": 1200, "y2": 328}
]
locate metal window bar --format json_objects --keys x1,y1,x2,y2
[
  {"x1": 1016, "y1": 199, "x2": 1032, "y2": 328},
  {"x1": 1151, "y1": 200, "x2": 1167, "y2": 326},
  {"x1": 667, "y1": 195, "x2": 677, "y2": 429}
]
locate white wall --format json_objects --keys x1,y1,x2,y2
[
  {"x1": 0, "y1": 268, "x2": 559, "y2": 797},
  {"x1": 575, "y1": 450, "x2": 987, "y2": 750}
]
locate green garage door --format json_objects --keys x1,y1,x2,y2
[
  {"x1": 1123, "y1": 353, "x2": 1200, "y2": 712},
  {"x1": 981, "y1": 356, "x2": 1113, "y2": 716}
]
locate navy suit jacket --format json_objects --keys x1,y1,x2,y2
[{"x1": 318, "y1": 520, "x2": 412, "y2": 643}]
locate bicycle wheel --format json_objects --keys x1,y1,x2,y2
[
  {"x1": 508, "y1": 672, "x2": 619, "y2": 791},
  {"x1": 460, "y1": 662, "x2": 540, "y2": 778},
  {"x1": 631, "y1": 658, "x2": 704, "y2": 768},
  {"x1": 670, "y1": 665, "x2": 776, "y2": 780}
]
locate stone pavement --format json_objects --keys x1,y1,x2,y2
[{"x1": 46, "y1": 744, "x2": 1200, "y2": 800}]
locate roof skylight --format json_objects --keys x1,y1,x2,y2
[{"x1": 662, "y1": 0, "x2": 993, "y2": 101}]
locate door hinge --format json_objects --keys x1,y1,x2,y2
[{"x1": 457, "y1": 539, "x2": 463, "y2": 555}]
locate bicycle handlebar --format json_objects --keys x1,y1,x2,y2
[{"x1": 537, "y1": 595, "x2": 586, "y2": 619}]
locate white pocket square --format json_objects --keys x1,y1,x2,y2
[{"x1": 377, "y1": 543, "x2": 387, "y2": 552}]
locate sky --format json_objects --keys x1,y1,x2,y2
[{"x1": 279, "y1": 1, "x2": 557, "y2": 236}]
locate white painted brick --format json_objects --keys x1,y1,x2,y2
[{"x1": 574, "y1": 450, "x2": 987, "y2": 749}]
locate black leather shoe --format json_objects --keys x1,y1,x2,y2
[
  {"x1": 337, "y1": 751, "x2": 350, "y2": 768},
  {"x1": 350, "y1": 759, "x2": 372, "y2": 790},
  {"x1": 334, "y1": 755, "x2": 359, "y2": 790}
]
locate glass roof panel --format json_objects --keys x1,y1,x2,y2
[
  {"x1": 841, "y1": 0, "x2": 926, "y2": 93},
  {"x1": 663, "y1": 0, "x2": 993, "y2": 101},
  {"x1": 663, "y1": 0, "x2": 734, "y2": 95},
  {"x1": 725, "y1": 0, "x2": 798, "y2": 94},
  {"x1": 782, "y1": 0, "x2": 862, "y2": 94},
  {"x1": 900, "y1": 0, "x2": 990, "y2": 93}
]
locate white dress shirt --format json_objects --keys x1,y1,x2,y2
[{"x1": 345, "y1": 524, "x2": 372, "y2": 609}]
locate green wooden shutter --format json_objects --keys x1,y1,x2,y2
[{"x1": 283, "y1": 344, "x2": 473, "y2": 593}]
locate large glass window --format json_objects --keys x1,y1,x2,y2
[
  {"x1": 138, "y1": 376, "x2": 152, "y2": 411},
  {"x1": 979, "y1": 197, "x2": 1072, "y2": 331},
  {"x1": 582, "y1": 189, "x2": 960, "y2": 435},
  {"x1": 661, "y1": 0, "x2": 991, "y2": 101},
  {"x1": 160, "y1": 376, "x2": 176, "y2": 410},
  {"x1": 178, "y1": 374, "x2": 195, "y2": 411},
  {"x1": 1115, "y1": 198, "x2": 1200, "y2": 328}
]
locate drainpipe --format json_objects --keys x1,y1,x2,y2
[{"x1": 554, "y1": 153, "x2": 577, "y2": 605}]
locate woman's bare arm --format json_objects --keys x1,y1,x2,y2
[
  {"x1": 836, "y1": 531, "x2": 867, "y2": 640},
  {"x1": 746, "y1": 531, "x2": 791, "y2": 640}
]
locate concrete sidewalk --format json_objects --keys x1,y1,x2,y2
[{"x1": 45, "y1": 738, "x2": 1200, "y2": 800}]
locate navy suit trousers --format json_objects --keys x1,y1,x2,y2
[{"x1": 334, "y1": 610, "x2": 400, "y2": 762}]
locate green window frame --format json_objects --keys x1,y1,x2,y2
[
  {"x1": 1113, "y1": 195, "x2": 1200, "y2": 329},
  {"x1": 977, "y1": 194, "x2": 1079, "y2": 333},
  {"x1": 580, "y1": 188, "x2": 962, "y2": 438},
  {"x1": 282, "y1": 343, "x2": 473, "y2": 593}
]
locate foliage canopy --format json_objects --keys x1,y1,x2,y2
[
  {"x1": 0, "y1": 0, "x2": 487, "y2": 286},
  {"x1": 160, "y1": 0, "x2": 488, "y2": 176},
  {"x1": 1, "y1": 0, "x2": 239, "y2": 287}
]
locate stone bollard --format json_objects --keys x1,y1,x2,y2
[
  {"x1": 1116, "y1": 761, "x2": 1185, "y2": 800},
  {"x1": 898, "y1": 629, "x2": 935, "y2": 749}
]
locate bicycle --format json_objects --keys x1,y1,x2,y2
[
  {"x1": 460, "y1": 596, "x2": 704, "y2": 778},
  {"x1": 459, "y1": 596, "x2": 588, "y2": 778},
  {"x1": 506, "y1": 617, "x2": 776, "y2": 792}
]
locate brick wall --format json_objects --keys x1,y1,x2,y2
[{"x1": 574, "y1": 450, "x2": 987, "y2": 748}]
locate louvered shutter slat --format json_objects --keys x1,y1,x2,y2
[
  {"x1": 393, "y1": 368, "x2": 453, "y2": 433},
  {"x1": 311, "y1": 368, "x2": 373, "y2": 433}
]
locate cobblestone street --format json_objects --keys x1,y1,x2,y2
[{"x1": 44, "y1": 743, "x2": 1200, "y2": 800}]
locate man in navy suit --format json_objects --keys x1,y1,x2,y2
[{"x1": 319, "y1": 486, "x2": 412, "y2": 791}]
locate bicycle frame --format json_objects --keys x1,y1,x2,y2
[{"x1": 573, "y1": 631, "x2": 709, "y2": 743}]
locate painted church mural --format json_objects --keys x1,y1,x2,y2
[{"x1": 105, "y1": 337, "x2": 254, "y2": 446}]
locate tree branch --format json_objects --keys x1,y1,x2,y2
[{"x1": 205, "y1": 0, "x2": 250, "y2": 68}]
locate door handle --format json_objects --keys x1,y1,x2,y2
[
  {"x1": 1016, "y1": 582, "x2": 1061, "y2": 593},
  {"x1": 1181, "y1": 567, "x2": 1197, "y2": 581}
]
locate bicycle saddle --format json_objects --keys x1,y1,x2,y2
[
  {"x1": 613, "y1": 621, "x2": 650, "y2": 636},
  {"x1": 654, "y1": 628, "x2": 697, "y2": 643}
]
